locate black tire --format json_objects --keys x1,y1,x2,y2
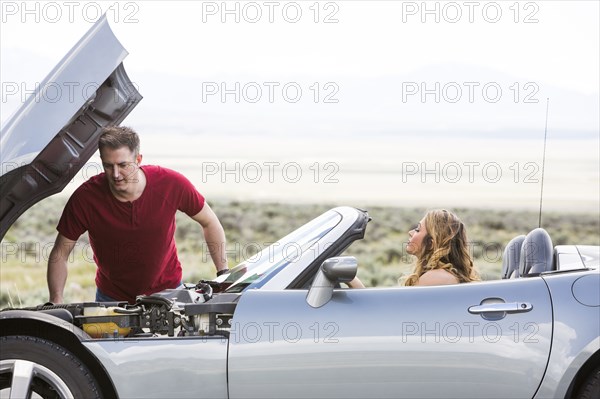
[
  {"x1": 0, "y1": 335, "x2": 101, "y2": 399},
  {"x1": 576, "y1": 366, "x2": 600, "y2": 399}
]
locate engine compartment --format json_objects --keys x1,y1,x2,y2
[{"x1": 4, "y1": 281, "x2": 238, "y2": 339}]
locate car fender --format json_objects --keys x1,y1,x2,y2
[
  {"x1": 1, "y1": 309, "x2": 89, "y2": 341},
  {"x1": 536, "y1": 270, "x2": 600, "y2": 398},
  {"x1": 0, "y1": 309, "x2": 119, "y2": 398}
]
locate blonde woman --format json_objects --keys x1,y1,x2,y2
[{"x1": 404, "y1": 209, "x2": 479, "y2": 286}]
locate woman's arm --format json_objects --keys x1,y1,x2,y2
[{"x1": 346, "y1": 276, "x2": 365, "y2": 288}]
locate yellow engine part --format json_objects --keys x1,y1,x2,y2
[{"x1": 82, "y1": 306, "x2": 132, "y2": 338}]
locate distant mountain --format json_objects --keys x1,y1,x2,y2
[
  {"x1": 121, "y1": 64, "x2": 599, "y2": 139},
  {"x1": 2, "y1": 48, "x2": 598, "y2": 140}
]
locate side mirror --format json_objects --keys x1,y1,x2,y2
[{"x1": 306, "y1": 256, "x2": 357, "y2": 308}]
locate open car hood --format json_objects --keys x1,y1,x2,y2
[{"x1": 0, "y1": 15, "x2": 142, "y2": 240}]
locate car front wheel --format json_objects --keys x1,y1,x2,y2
[{"x1": 0, "y1": 335, "x2": 101, "y2": 399}]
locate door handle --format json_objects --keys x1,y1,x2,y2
[{"x1": 468, "y1": 302, "x2": 532, "y2": 314}]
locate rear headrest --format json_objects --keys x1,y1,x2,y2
[
  {"x1": 501, "y1": 235, "x2": 526, "y2": 279},
  {"x1": 519, "y1": 228, "x2": 554, "y2": 276}
]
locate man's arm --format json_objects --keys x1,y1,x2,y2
[
  {"x1": 47, "y1": 233, "x2": 78, "y2": 303},
  {"x1": 191, "y1": 203, "x2": 228, "y2": 274}
]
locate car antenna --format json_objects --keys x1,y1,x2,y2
[{"x1": 538, "y1": 98, "x2": 550, "y2": 228}]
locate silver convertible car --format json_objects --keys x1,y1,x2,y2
[{"x1": 1, "y1": 17, "x2": 599, "y2": 399}]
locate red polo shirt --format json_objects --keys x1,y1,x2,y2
[{"x1": 57, "y1": 165, "x2": 205, "y2": 303}]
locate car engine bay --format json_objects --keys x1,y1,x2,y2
[{"x1": 4, "y1": 281, "x2": 237, "y2": 339}]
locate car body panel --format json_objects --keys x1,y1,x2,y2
[
  {"x1": 554, "y1": 245, "x2": 600, "y2": 271},
  {"x1": 536, "y1": 268, "x2": 600, "y2": 398},
  {"x1": 0, "y1": 15, "x2": 142, "y2": 240},
  {"x1": 576, "y1": 245, "x2": 600, "y2": 268},
  {"x1": 82, "y1": 338, "x2": 228, "y2": 399},
  {"x1": 228, "y1": 278, "x2": 554, "y2": 399}
]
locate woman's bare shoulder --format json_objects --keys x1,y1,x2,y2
[{"x1": 416, "y1": 269, "x2": 459, "y2": 286}]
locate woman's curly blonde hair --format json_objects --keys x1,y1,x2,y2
[{"x1": 404, "y1": 209, "x2": 479, "y2": 286}]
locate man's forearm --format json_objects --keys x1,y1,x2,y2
[
  {"x1": 47, "y1": 251, "x2": 68, "y2": 303},
  {"x1": 203, "y1": 225, "x2": 228, "y2": 272}
]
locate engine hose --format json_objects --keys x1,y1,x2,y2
[
  {"x1": 113, "y1": 306, "x2": 143, "y2": 314},
  {"x1": 135, "y1": 295, "x2": 173, "y2": 309}
]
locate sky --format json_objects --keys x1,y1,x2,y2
[
  {"x1": 1, "y1": 0, "x2": 599, "y2": 211},
  {"x1": 2, "y1": 1, "x2": 599, "y2": 133},
  {"x1": 2, "y1": 1, "x2": 599, "y2": 86}
]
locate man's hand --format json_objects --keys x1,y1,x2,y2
[{"x1": 47, "y1": 233, "x2": 77, "y2": 303}]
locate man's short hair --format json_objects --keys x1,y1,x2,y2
[{"x1": 99, "y1": 126, "x2": 140, "y2": 156}]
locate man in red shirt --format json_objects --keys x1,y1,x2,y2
[{"x1": 47, "y1": 126, "x2": 228, "y2": 304}]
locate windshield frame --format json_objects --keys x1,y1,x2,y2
[{"x1": 223, "y1": 211, "x2": 343, "y2": 293}]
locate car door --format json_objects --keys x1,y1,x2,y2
[{"x1": 228, "y1": 277, "x2": 552, "y2": 399}]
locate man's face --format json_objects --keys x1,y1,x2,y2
[{"x1": 100, "y1": 146, "x2": 142, "y2": 194}]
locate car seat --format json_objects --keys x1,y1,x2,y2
[
  {"x1": 519, "y1": 228, "x2": 554, "y2": 276},
  {"x1": 501, "y1": 235, "x2": 526, "y2": 279}
]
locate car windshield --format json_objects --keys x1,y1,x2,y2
[{"x1": 224, "y1": 211, "x2": 342, "y2": 293}]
